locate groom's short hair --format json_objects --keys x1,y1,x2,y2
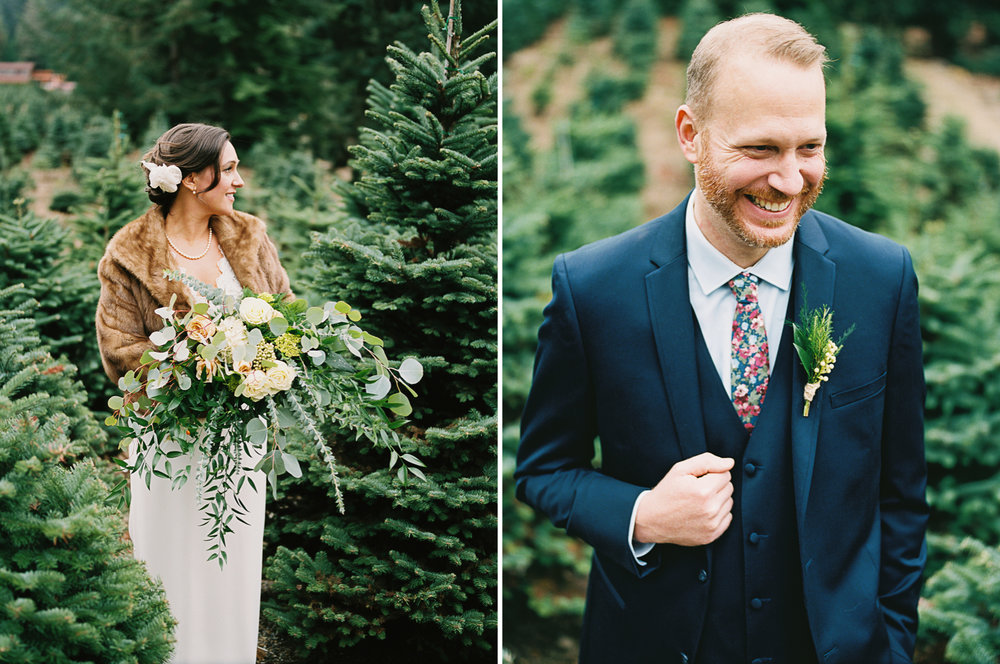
[{"x1": 685, "y1": 13, "x2": 829, "y2": 119}]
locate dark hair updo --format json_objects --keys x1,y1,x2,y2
[{"x1": 141, "y1": 123, "x2": 231, "y2": 213}]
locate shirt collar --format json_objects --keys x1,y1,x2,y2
[{"x1": 685, "y1": 193, "x2": 795, "y2": 296}]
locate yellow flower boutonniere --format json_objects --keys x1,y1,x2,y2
[{"x1": 792, "y1": 297, "x2": 855, "y2": 417}]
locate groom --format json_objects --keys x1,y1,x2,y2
[{"x1": 515, "y1": 13, "x2": 927, "y2": 664}]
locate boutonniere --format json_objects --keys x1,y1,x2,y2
[{"x1": 792, "y1": 297, "x2": 855, "y2": 417}]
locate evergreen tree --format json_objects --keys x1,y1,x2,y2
[
  {"x1": 0, "y1": 286, "x2": 174, "y2": 663},
  {"x1": 918, "y1": 536, "x2": 1000, "y2": 663},
  {"x1": 262, "y1": 2, "x2": 497, "y2": 660}
]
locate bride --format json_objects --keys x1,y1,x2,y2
[{"x1": 96, "y1": 123, "x2": 290, "y2": 663}]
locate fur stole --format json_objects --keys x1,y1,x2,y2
[{"x1": 96, "y1": 206, "x2": 290, "y2": 383}]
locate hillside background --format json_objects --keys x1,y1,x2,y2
[{"x1": 502, "y1": 1, "x2": 1000, "y2": 663}]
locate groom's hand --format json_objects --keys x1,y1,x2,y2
[{"x1": 634, "y1": 452, "x2": 735, "y2": 547}]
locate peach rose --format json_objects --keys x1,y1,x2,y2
[{"x1": 185, "y1": 314, "x2": 217, "y2": 343}]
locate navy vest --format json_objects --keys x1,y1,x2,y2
[{"x1": 692, "y1": 309, "x2": 817, "y2": 664}]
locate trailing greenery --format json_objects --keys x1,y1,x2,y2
[
  {"x1": 0, "y1": 287, "x2": 175, "y2": 663},
  {"x1": 261, "y1": 3, "x2": 498, "y2": 660}
]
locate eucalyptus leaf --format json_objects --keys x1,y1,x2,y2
[
  {"x1": 276, "y1": 406, "x2": 297, "y2": 428},
  {"x1": 247, "y1": 328, "x2": 264, "y2": 346},
  {"x1": 193, "y1": 302, "x2": 210, "y2": 315},
  {"x1": 366, "y1": 375, "x2": 391, "y2": 399},
  {"x1": 281, "y1": 452, "x2": 302, "y2": 478},
  {"x1": 246, "y1": 417, "x2": 268, "y2": 446},
  {"x1": 325, "y1": 352, "x2": 354, "y2": 371},
  {"x1": 387, "y1": 392, "x2": 412, "y2": 416},
  {"x1": 108, "y1": 395, "x2": 124, "y2": 411},
  {"x1": 269, "y1": 316, "x2": 289, "y2": 336},
  {"x1": 306, "y1": 306, "x2": 327, "y2": 326},
  {"x1": 399, "y1": 358, "x2": 424, "y2": 384},
  {"x1": 149, "y1": 327, "x2": 175, "y2": 346}
]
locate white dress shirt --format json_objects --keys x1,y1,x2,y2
[{"x1": 628, "y1": 195, "x2": 795, "y2": 563}]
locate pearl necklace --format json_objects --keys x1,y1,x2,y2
[{"x1": 166, "y1": 226, "x2": 213, "y2": 260}]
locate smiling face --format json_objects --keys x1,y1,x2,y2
[
  {"x1": 191, "y1": 141, "x2": 243, "y2": 216},
  {"x1": 677, "y1": 54, "x2": 827, "y2": 266}
]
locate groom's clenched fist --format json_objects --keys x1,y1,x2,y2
[{"x1": 634, "y1": 452, "x2": 735, "y2": 547}]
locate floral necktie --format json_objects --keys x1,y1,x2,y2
[{"x1": 729, "y1": 273, "x2": 769, "y2": 430}]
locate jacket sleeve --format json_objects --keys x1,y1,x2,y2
[
  {"x1": 515, "y1": 254, "x2": 659, "y2": 578},
  {"x1": 878, "y1": 247, "x2": 929, "y2": 661},
  {"x1": 95, "y1": 253, "x2": 154, "y2": 385}
]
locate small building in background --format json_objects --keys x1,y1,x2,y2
[
  {"x1": 0, "y1": 61, "x2": 76, "y2": 91},
  {"x1": 0, "y1": 61, "x2": 35, "y2": 84}
]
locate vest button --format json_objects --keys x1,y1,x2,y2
[
  {"x1": 751, "y1": 597, "x2": 764, "y2": 610},
  {"x1": 744, "y1": 462, "x2": 757, "y2": 476},
  {"x1": 749, "y1": 532, "x2": 760, "y2": 544},
  {"x1": 697, "y1": 569, "x2": 708, "y2": 583}
]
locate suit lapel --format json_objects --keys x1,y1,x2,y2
[
  {"x1": 646, "y1": 199, "x2": 709, "y2": 459},
  {"x1": 789, "y1": 213, "x2": 835, "y2": 531}
]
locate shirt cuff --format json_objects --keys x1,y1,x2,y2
[{"x1": 629, "y1": 489, "x2": 655, "y2": 564}]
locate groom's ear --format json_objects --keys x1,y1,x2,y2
[{"x1": 675, "y1": 105, "x2": 701, "y2": 165}]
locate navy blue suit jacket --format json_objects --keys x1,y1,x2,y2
[{"x1": 515, "y1": 197, "x2": 928, "y2": 663}]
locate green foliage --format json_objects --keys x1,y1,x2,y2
[
  {"x1": 12, "y1": 0, "x2": 496, "y2": 164},
  {"x1": 262, "y1": 3, "x2": 498, "y2": 659},
  {"x1": 0, "y1": 116, "x2": 148, "y2": 423},
  {"x1": 0, "y1": 84, "x2": 103, "y2": 169},
  {"x1": 613, "y1": 0, "x2": 659, "y2": 76},
  {"x1": 502, "y1": 88, "x2": 646, "y2": 629},
  {"x1": 676, "y1": 0, "x2": 722, "y2": 61},
  {"x1": 911, "y1": 225, "x2": 1000, "y2": 544},
  {"x1": 570, "y1": 0, "x2": 619, "y2": 39},
  {"x1": 581, "y1": 70, "x2": 647, "y2": 113},
  {"x1": 0, "y1": 287, "x2": 174, "y2": 663},
  {"x1": 918, "y1": 536, "x2": 1000, "y2": 664},
  {"x1": 501, "y1": 0, "x2": 569, "y2": 55},
  {"x1": 0, "y1": 211, "x2": 111, "y2": 420},
  {"x1": 69, "y1": 112, "x2": 149, "y2": 263},
  {"x1": 239, "y1": 139, "x2": 340, "y2": 297}
]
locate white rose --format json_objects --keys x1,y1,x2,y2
[
  {"x1": 217, "y1": 316, "x2": 247, "y2": 345},
  {"x1": 265, "y1": 360, "x2": 297, "y2": 392},
  {"x1": 241, "y1": 369, "x2": 271, "y2": 401},
  {"x1": 142, "y1": 161, "x2": 182, "y2": 193},
  {"x1": 239, "y1": 297, "x2": 277, "y2": 326}
]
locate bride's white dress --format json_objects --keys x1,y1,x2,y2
[{"x1": 129, "y1": 254, "x2": 264, "y2": 664}]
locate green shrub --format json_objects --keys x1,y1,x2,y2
[
  {"x1": 262, "y1": 4, "x2": 498, "y2": 659},
  {"x1": 918, "y1": 536, "x2": 1000, "y2": 664},
  {"x1": 0, "y1": 287, "x2": 174, "y2": 663}
]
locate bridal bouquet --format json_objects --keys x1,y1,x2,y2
[{"x1": 107, "y1": 270, "x2": 424, "y2": 565}]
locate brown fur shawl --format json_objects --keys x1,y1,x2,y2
[{"x1": 96, "y1": 206, "x2": 290, "y2": 384}]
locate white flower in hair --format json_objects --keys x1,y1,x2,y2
[{"x1": 142, "y1": 160, "x2": 183, "y2": 193}]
